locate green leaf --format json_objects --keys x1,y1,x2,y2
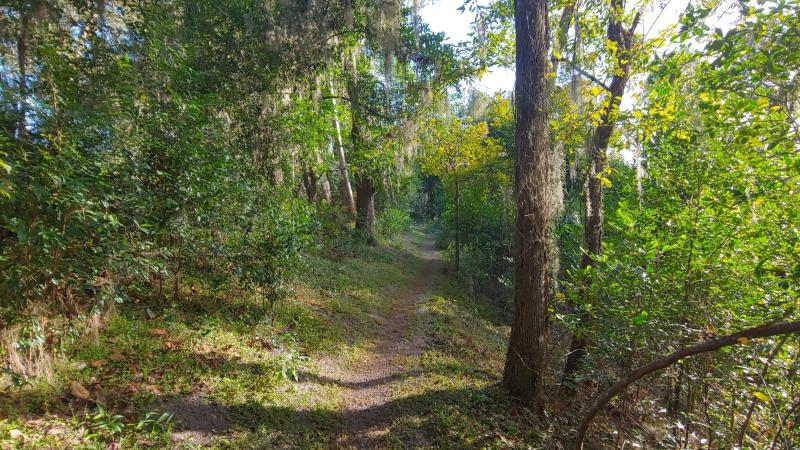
[
  {"x1": 753, "y1": 391, "x2": 770, "y2": 403},
  {"x1": 633, "y1": 310, "x2": 650, "y2": 326}
]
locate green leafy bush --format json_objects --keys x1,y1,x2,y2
[{"x1": 377, "y1": 207, "x2": 411, "y2": 239}]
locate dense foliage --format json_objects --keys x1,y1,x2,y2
[
  {"x1": 1, "y1": 0, "x2": 798, "y2": 448},
  {"x1": 450, "y1": 0, "x2": 800, "y2": 447},
  {"x1": 0, "y1": 0, "x2": 463, "y2": 373}
]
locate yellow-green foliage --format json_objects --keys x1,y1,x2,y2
[{"x1": 417, "y1": 117, "x2": 500, "y2": 180}]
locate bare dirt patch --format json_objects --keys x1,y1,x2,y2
[
  {"x1": 158, "y1": 393, "x2": 233, "y2": 446},
  {"x1": 330, "y1": 232, "x2": 443, "y2": 448}
]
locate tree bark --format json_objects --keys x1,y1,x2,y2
[
  {"x1": 346, "y1": 66, "x2": 378, "y2": 246},
  {"x1": 15, "y1": 7, "x2": 30, "y2": 139},
  {"x1": 355, "y1": 174, "x2": 377, "y2": 246},
  {"x1": 329, "y1": 77, "x2": 357, "y2": 216},
  {"x1": 302, "y1": 162, "x2": 318, "y2": 203},
  {"x1": 319, "y1": 171, "x2": 332, "y2": 205},
  {"x1": 562, "y1": 3, "x2": 642, "y2": 392},
  {"x1": 317, "y1": 143, "x2": 333, "y2": 205},
  {"x1": 501, "y1": 0, "x2": 551, "y2": 413},
  {"x1": 575, "y1": 320, "x2": 800, "y2": 449}
]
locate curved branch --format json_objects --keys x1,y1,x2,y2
[{"x1": 576, "y1": 320, "x2": 800, "y2": 449}]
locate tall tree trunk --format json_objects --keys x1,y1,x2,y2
[
  {"x1": 562, "y1": 3, "x2": 642, "y2": 393},
  {"x1": 319, "y1": 172, "x2": 332, "y2": 205},
  {"x1": 355, "y1": 174, "x2": 377, "y2": 246},
  {"x1": 502, "y1": 0, "x2": 551, "y2": 413},
  {"x1": 346, "y1": 66, "x2": 378, "y2": 246},
  {"x1": 317, "y1": 144, "x2": 333, "y2": 204},
  {"x1": 550, "y1": 0, "x2": 576, "y2": 80},
  {"x1": 15, "y1": 8, "x2": 30, "y2": 139},
  {"x1": 269, "y1": 167, "x2": 283, "y2": 186},
  {"x1": 302, "y1": 162, "x2": 318, "y2": 203},
  {"x1": 329, "y1": 77, "x2": 357, "y2": 216},
  {"x1": 542, "y1": 2, "x2": 575, "y2": 289}
]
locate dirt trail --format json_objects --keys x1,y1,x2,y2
[{"x1": 333, "y1": 231, "x2": 443, "y2": 449}]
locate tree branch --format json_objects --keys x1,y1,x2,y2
[
  {"x1": 629, "y1": 9, "x2": 642, "y2": 35},
  {"x1": 575, "y1": 320, "x2": 800, "y2": 449},
  {"x1": 572, "y1": 66, "x2": 611, "y2": 92}
]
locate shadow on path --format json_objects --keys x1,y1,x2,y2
[{"x1": 162, "y1": 385, "x2": 504, "y2": 449}]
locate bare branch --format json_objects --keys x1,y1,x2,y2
[
  {"x1": 572, "y1": 66, "x2": 611, "y2": 92},
  {"x1": 576, "y1": 320, "x2": 800, "y2": 449}
]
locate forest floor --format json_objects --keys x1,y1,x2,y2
[
  {"x1": 327, "y1": 229, "x2": 441, "y2": 448},
  {"x1": 1, "y1": 226, "x2": 548, "y2": 449}
]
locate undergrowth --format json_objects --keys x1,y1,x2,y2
[{"x1": 0, "y1": 228, "x2": 553, "y2": 449}]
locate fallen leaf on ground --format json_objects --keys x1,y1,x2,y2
[
  {"x1": 91, "y1": 359, "x2": 106, "y2": 368},
  {"x1": 148, "y1": 328, "x2": 167, "y2": 337},
  {"x1": 499, "y1": 435, "x2": 516, "y2": 446},
  {"x1": 143, "y1": 384, "x2": 162, "y2": 395},
  {"x1": 146, "y1": 308, "x2": 157, "y2": 319},
  {"x1": 47, "y1": 427, "x2": 66, "y2": 436},
  {"x1": 196, "y1": 343, "x2": 213, "y2": 353},
  {"x1": 108, "y1": 351, "x2": 125, "y2": 361},
  {"x1": 70, "y1": 380, "x2": 91, "y2": 400}
]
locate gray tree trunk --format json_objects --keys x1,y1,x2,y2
[
  {"x1": 329, "y1": 77, "x2": 357, "y2": 216},
  {"x1": 502, "y1": 0, "x2": 551, "y2": 413}
]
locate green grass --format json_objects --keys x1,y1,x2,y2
[{"x1": 0, "y1": 229, "x2": 544, "y2": 449}]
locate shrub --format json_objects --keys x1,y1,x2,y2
[{"x1": 377, "y1": 207, "x2": 411, "y2": 239}]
